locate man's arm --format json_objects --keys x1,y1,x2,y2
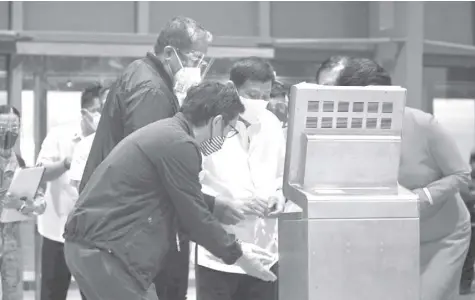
[
  {"x1": 157, "y1": 142, "x2": 242, "y2": 264},
  {"x1": 36, "y1": 132, "x2": 69, "y2": 182},
  {"x1": 416, "y1": 116, "x2": 471, "y2": 218}
]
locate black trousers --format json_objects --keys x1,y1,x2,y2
[
  {"x1": 64, "y1": 241, "x2": 158, "y2": 300},
  {"x1": 196, "y1": 264, "x2": 278, "y2": 300},
  {"x1": 153, "y1": 240, "x2": 190, "y2": 300},
  {"x1": 462, "y1": 225, "x2": 475, "y2": 285},
  {"x1": 40, "y1": 237, "x2": 87, "y2": 300}
]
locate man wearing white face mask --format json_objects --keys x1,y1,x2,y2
[
  {"x1": 77, "y1": 16, "x2": 243, "y2": 300},
  {"x1": 36, "y1": 83, "x2": 104, "y2": 300},
  {"x1": 69, "y1": 87, "x2": 109, "y2": 191},
  {"x1": 196, "y1": 57, "x2": 286, "y2": 300}
]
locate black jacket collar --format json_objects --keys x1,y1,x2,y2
[{"x1": 145, "y1": 52, "x2": 175, "y2": 95}]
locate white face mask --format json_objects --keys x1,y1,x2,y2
[
  {"x1": 172, "y1": 49, "x2": 203, "y2": 106},
  {"x1": 239, "y1": 97, "x2": 268, "y2": 125},
  {"x1": 91, "y1": 112, "x2": 101, "y2": 132}
]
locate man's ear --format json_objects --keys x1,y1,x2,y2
[{"x1": 163, "y1": 46, "x2": 174, "y2": 61}]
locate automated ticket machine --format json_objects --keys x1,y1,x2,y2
[{"x1": 279, "y1": 83, "x2": 420, "y2": 300}]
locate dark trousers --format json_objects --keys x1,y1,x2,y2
[
  {"x1": 64, "y1": 241, "x2": 158, "y2": 300},
  {"x1": 40, "y1": 237, "x2": 87, "y2": 300},
  {"x1": 462, "y1": 225, "x2": 475, "y2": 285},
  {"x1": 196, "y1": 264, "x2": 278, "y2": 300},
  {"x1": 153, "y1": 240, "x2": 190, "y2": 300}
]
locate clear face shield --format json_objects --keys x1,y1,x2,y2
[{"x1": 172, "y1": 48, "x2": 215, "y2": 105}]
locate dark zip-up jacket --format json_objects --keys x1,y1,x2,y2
[
  {"x1": 64, "y1": 113, "x2": 243, "y2": 290},
  {"x1": 79, "y1": 52, "x2": 179, "y2": 193}
]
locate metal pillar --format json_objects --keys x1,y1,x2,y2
[
  {"x1": 370, "y1": 2, "x2": 425, "y2": 111},
  {"x1": 33, "y1": 70, "x2": 47, "y2": 300}
]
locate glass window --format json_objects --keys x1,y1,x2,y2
[{"x1": 433, "y1": 98, "x2": 475, "y2": 160}]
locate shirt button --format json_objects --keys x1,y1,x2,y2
[
  {"x1": 148, "y1": 217, "x2": 152, "y2": 223},
  {"x1": 107, "y1": 249, "x2": 112, "y2": 254}
]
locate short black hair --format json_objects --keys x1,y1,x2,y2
[
  {"x1": 229, "y1": 57, "x2": 275, "y2": 88},
  {"x1": 154, "y1": 16, "x2": 212, "y2": 54},
  {"x1": 81, "y1": 83, "x2": 102, "y2": 109},
  {"x1": 270, "y1": 81, "x2": 289, "y2": 99},
  {"x1": 316, "y1": 56, "x2": 392, "y2": 86},
  {"x1": 315, "y1": 56, "x2": 349, "y2": 83},
  {"x1": 0, "y1": 105, "x2": 21, "y2": 120},
  {"x1": 337, "y1": 58, "x2": 392, "y2": 86},
  {"x1": 180, "y1": 81, "x2": 245, "y2": 127}
]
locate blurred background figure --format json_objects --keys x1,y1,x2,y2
[
  {"x1": 69, "y1": 86, "x2": 109, "y2": 191},
  {"x1": 460, "y1": 152, "x2": 475, "y2": 295},
  {"x1": 0, "y1": 105, "x2": 46, "y2": 300},
  {"x1": 36, "y1": 84, "x2": 103, "y2": 300},
  {"x1": 315, "y1": 56, "x2": 472, "y2": 300},
  {"x1": 266, "y1": 80, "x2": 289, "y2": 138}
]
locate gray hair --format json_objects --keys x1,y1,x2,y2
[{"x1": 154, "y1": 16, "x2": 212, "y2": 54}]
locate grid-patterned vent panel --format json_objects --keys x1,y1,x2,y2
[{"x1": 306, "y1": 100, "x2": 395, "y2": 130}]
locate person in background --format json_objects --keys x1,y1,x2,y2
[
  {"x1": 196, "y1": 58, "x2": 286, "y2": 300},
  {"x1": 316, "y1": 56, "x2": 471, "y2": 300},
  {"x1": 460, "y1": 152, "x2": 475, "y2": 294},
  {"x1": 266, "y1": 80, "x2": 289, "y2": 137},
  {"x1": 64, "y1": 81, "x2": 276, "y2": 300},
  {"x1": 0, "y1": 105, "x2": 46, "y2": 300},
  {"x1": 69, "y1": 87, "x2": 109, "y2": 191},
  {"x1": 36, "y1": 84, "x2": 103, "y2": 300},
  {"x1": 78, "y1": 16, "x2": 244, "y2": 300}
]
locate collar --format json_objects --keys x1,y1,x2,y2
[
  {"x1": 145, "y1": 52, "x2": 175, "y2": 94},
  {"x1": 175, "y1": 112, "x2": 195, "y2": 138}
]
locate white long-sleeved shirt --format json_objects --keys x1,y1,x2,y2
[{"x1": 197, "y1": 106, "x2": 286, "y2": 274}]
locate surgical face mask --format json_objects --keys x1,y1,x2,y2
[
  {"x1": 172, "y1": 49, "x2": 203, "y2": 106},
  {"x1": 0, "y1": 131, "x2": 18, "y2": 150},
  {"x1": 92, "y1": 112, "x2": 101, "y2": 131},
  {"x1": 239, "y1": 97, "x2": 268, "y2": 125}
]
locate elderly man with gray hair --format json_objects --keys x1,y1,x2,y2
[{"x1": 76, "y1": 16, "x2": 244, "y2": 300}]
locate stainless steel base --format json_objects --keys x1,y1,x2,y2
[{"x1": 279, "y1": 216, "x2": 420, "y2": 300}]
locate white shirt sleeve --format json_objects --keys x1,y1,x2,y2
[
  {"x1": 69, "y1": 139, "x2": 89, "y2": 182},
  {"x1": 248, "y1": 111, "x2": 286, "y2": 201},
  {"x1": 36, "y1": 131, "x2": 60, "y2": 166}
]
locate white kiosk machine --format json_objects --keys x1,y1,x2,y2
[{"x1": 279, "y1": 83, "x2": 420, "y2": 300}]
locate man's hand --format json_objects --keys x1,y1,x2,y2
[
  {"x1": 235, "y1": 242, "x2": 278, "y2": 282},
  {"x1": 235, "y1": 197, "x2": 268, "y2": 217},
  {"x1": 1, "y1": 193, "x2": 28, "y2": 210},
  {"x1": 214, "y1": 195, "x2": 246, "y2": 225},
  {"x1": 267, "y1": 189, "x2": 286, "y2": 218}
]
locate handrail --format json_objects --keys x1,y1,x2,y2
[
  {"x1": 424, "y1": 39, "x2": 475, "y2": 54},
  {"x1": 273, "y1": 37, "x2": 405, "y2": 45}
]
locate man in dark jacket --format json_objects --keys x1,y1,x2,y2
[
  {"x1": 78, "y1": 16, "x2": 227, "y2": 300},
  {"x1": 64, "y1": 82, "x2": 277, "y2": 300},
  {"x1": 460, "y1": 153, "x2": 475, "y2": 294}
]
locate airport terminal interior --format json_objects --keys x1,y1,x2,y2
[{"x1": 2, "y1": 1, "x2": 475, "y2": 299}]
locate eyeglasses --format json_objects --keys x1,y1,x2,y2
[
  {"x1": 176, "y1": 48, "x2": 205, "y2": 67},
  {"x1": 226, "y1": 125, "x2": 239, "y2": 138}
]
